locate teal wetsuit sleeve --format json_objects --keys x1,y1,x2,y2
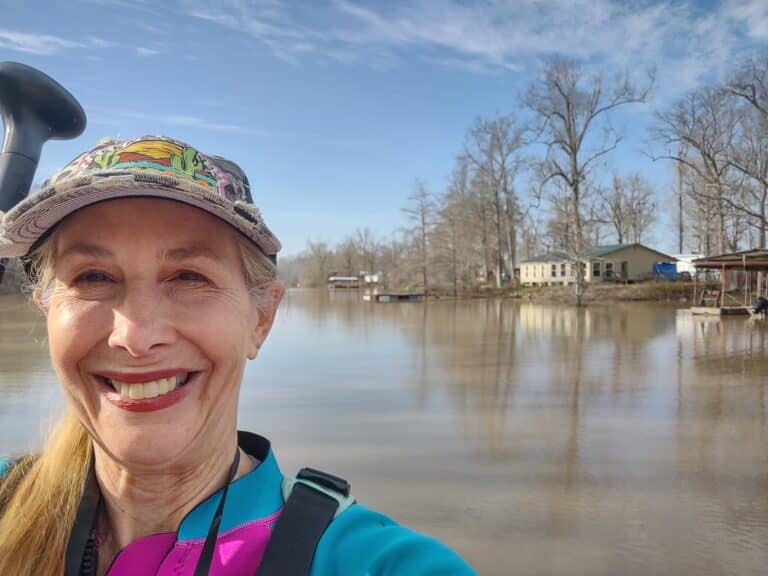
[
  {"x1": 0, "y1": 457, "x2": 13, "y2": 479},
  {"x1": 310, "y1": 504, "x2": 476, "y2": 575}
]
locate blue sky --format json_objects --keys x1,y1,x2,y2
[{"x1": 1, "y1": 0, "x2": 766, "y2": 255}]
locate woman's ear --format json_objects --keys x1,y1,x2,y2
[
  {"x1": 32, "y1": 290, "x2": 49, "y2": 316},
  {"x1": 246, "y1": 281, "x2": 285, "y2": 360}
]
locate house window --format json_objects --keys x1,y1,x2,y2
[
  {"x1": 592, "y1": 262, "x2": 601, "y2": 277},
  {"x1": 560, "y1": 263, "x2": 566, "y2": 277},
  {"x1": 605, "y1": 262, "x2": 614, "y2": 278},
  {"x1": 541, "y1": 265, "x2": 545, "y2": 277},
  {"x1": 551, "y1": 264, "x2": 557, "y2": 277}
]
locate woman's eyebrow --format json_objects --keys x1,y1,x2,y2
[
  {"x1": 162, "y1": 245, "x2": 221, "y2": 262},
  {"x1": 58, "y1": 243, "x2": 114, "y2": 260}
]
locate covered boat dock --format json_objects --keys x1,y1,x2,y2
[{"x1": 692, "y1": 249, "x2": 768, "y2": 316}]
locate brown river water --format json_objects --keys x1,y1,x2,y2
[{"x1": 1, "y1": 289, "x2": 768, "y2": 575}]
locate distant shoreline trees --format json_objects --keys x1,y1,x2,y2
[
  {"x1": 654, "y1": 53, "x2": 768, "y2": 254},
  {"x1": 279, "y1": 54, "x2": 767, "y2": 302}
]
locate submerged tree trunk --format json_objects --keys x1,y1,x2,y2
[
  {"x1": 523, "y1": 56, "x2": 651, "y2": 307},
  {"x1": 573, "y1": 182, "x2": 586, "y2": 307},
  {"x1": 494, "y1": 194, "x2": 504, "y2": 289},
  {"x1": 678, "y1": 186, "x2": 684, "y2": 252}
]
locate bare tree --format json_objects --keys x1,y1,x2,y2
[
  {"x1": 727, "y1": 53, "x2": 768, "y2": 119},
  {"x1": 655, "y1": 87, "x2": 739, "y2": 255},
  {"x1": 354, "y1": 227, "x2": 379, "y2": 273},
  {"x1": 520, "y1": 214, "x2": 543, "y2": 262},
  {"x1": 524, "y1": 56, "x2": 652, "y2": 305},
  {"x1": 432, "y1": 157, "x2": 478, "y2": 295},
  {"x1": 335, "y1": 237, "x2": 359, "y2": 276},
  {"x1": 464, "y1": 114, "x2": 523, "y2": 288},
  {"x1": 597, "y1": 173, "x2": 657, "y2": 244},
  {"x1": 402, "y1": 180, "x2": 434, "y2": 294},
  {"x1": 544, "y1": 186, "x2": 574, "y2": 251},
  {"x1": 725, "y1": 55, "x2": 768, "y2": 248},
  {"x1": 675, "y1": 154, "x2": 687, "y2": 253},
  {"x1": 304, "y1": 240, "x2": 332, "y2": 286},
  {"x1": 434, "y1": 195, "x2": 462, "y2": 296}
]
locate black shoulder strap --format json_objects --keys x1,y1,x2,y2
[
  {"x1": 256, "y1": 468, "x2": 351, "y2": 576},
  {"x1": 65, "y1": 457, "x2": 101, "y2": 576}
]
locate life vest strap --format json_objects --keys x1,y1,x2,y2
[{"x1": 256, "y1": 468, "x2": 354, "y2": 576}]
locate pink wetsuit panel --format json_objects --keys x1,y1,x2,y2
[
  {"x1": 106, "y1": 511, "x2": 280, "y2": 575},
  {"x1": 107, "y1": 533, "x2": 175, "y2": 575}
]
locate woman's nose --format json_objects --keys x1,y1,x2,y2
[{"x1": 108, "y1": 288, "x2": 176, "y2": 357}]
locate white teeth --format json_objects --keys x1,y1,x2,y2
[
  {"x1": 143, "y1": 380, "x2": 159, "y2": 398},
  {"x1": 128, "y1": 384, "x2": 143, "y2": 400},
  {"x1": 156, "y1": 378, "x2": 170, "y2": 395},
  {"x1": 109, "y1": 374, "x2": 188, "y2": 401}
]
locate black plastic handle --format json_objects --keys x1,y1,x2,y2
[{"x1": 0, "y1": 61, "x2": 86, "y2": 212}]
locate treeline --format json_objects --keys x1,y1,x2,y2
[
  {"x1": 655, "y1": 56, "x2": 768, "y2": 255},
  {"x1": 281, "y1": 54, "x2": 767, "y2": 304}
]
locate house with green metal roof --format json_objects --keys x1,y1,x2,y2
[{"x1": 520, "y1": 243, "x2": 676, "y2": 286}]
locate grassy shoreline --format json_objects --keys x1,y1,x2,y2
[{"x1": 427, "y1": 281, "x2": 709, "y2": 304}]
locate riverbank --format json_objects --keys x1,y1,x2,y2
[
  {"x1": 516, "y1": 281, "x2": 700, "y2": 304},
  {"x1": 1, "y1": 266, "x2": 707, "y2": 306},
  {"x1": 0, "y1": 259, "x2": 24, "y2": 295},
  {"x1": 428, "y1": 281, "x2": 707, "y2": 304}
]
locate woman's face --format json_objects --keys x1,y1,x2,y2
[{"x1": 41, "y1": 198, "x2": 281, "y2": 469}]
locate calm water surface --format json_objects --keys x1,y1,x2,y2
[{"x1": 1, "y1": 289, "x2": 768, "y2": 575}]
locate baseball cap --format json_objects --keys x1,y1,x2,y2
[{"x1": 0, "y1": 135, "x2": 281, "y2": 261}]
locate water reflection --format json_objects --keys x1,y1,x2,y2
[
  {"x1": 0, "y1": 295, "x2": 51, "y2": 392},
  {"x1": 0, "y1": 294, "x2": 60, "y2": 453},
  {"x1": 278, "y1": 291, "x2": 768, "y2": 574},
  {"x1": 3, "y1": 289, "x2": 768, "y2": 575}
]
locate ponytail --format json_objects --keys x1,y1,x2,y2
[{"x1": 0, "y1": 411, "x2": 92, "y2": 575}]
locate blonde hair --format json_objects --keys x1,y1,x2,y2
[{"x1": 0, "y1": 224, "x2": 278, "y2": 575}]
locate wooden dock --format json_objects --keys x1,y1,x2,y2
[
  {"x1": 375, "y1": 293, "x2": 424, "y2": 303},
  {"x1": 691, "y1": 306, "x2": 751, "y2": 316}
]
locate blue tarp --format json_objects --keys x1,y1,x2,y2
[{"x1": 653, "y1": 262, "x2": 677, "y2": 280}]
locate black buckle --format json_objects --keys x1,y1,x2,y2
[{"x1": 297, "y1": 467, "x2": 350, "y2": 498}]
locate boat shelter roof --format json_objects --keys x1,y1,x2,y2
[
  {"x1": 522, "y1": 243, "x2": 676, "y2": 264},
  {"x1": 693, "y1": 249, "x2": 768, "y2": 271}
]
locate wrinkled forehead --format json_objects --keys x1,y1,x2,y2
[{"x1": 53, "y1": 197, "x2": 243, "y2": 262}]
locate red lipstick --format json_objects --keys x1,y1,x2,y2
[
  {"x1": 95, "y1": 369, "x2": 188, "y2": 384},
  {"x1": 95, "y1": 371, "x2": 197, "y2": 413}
]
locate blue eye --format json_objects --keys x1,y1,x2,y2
[
  {"x1": 75, "y1": 271, "x2": 113, "y2": 283},
  {"x1": 175, "y1": 271, "x2": 208, "y2": 282}
]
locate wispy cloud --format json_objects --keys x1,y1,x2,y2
[
  {"x1": 0, "y1": 28, "x2": 84, "y2": 55},
  {"x1": 722, "y1": 0, "x2": 768, "y2": 40},
  {"x1": 0, "y1": 28, "x2": 118, "y2": 55},
  {"x1": 77, "y1": 0, "x2": 165, "y2": 17},
  {"x1": 135, "y1": 46, "x2": 163, "y2": 57},
  {"x1": 94, "y1": 109, "x2": 273, "y2": 136},
  {"x1": 331, "y1": 1, "x2": 689, "y2": 81},
  {"x1": 178, "y1": 0, "x2": 763, "y2": 98},
  {"x1": 184, "y1": 0, "x2": 325, "y2": 65},
  {"x1": 90, "y1": 108, "x2": 364, "y2": 145},
  {"x1": 423, "y1": 55, "x2": 517, "y2": 75},
  {"x1": 137, "y1": 22, "x2": 167, "y2": 35},
  {"x1": 87, "y1": 36, "x2": 118, "y2": 48}
]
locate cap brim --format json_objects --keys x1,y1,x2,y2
[{"x1": 0, "y1": 175, "x2": 281, "y2": 258}]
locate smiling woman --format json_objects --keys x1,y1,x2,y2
[{"x1": 0, "y1": 137, "x2": 475, "y2": 575}]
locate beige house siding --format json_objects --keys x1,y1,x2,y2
[
  {"x1": 590, "y1": 245, "x2": 670, "y2": 282},
  {"x1": 522, "y1": 244, "x2": 673, "y2": 286},
  {"x1": 521, "y1": 260, "x2": 574, "y2": 286}
]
